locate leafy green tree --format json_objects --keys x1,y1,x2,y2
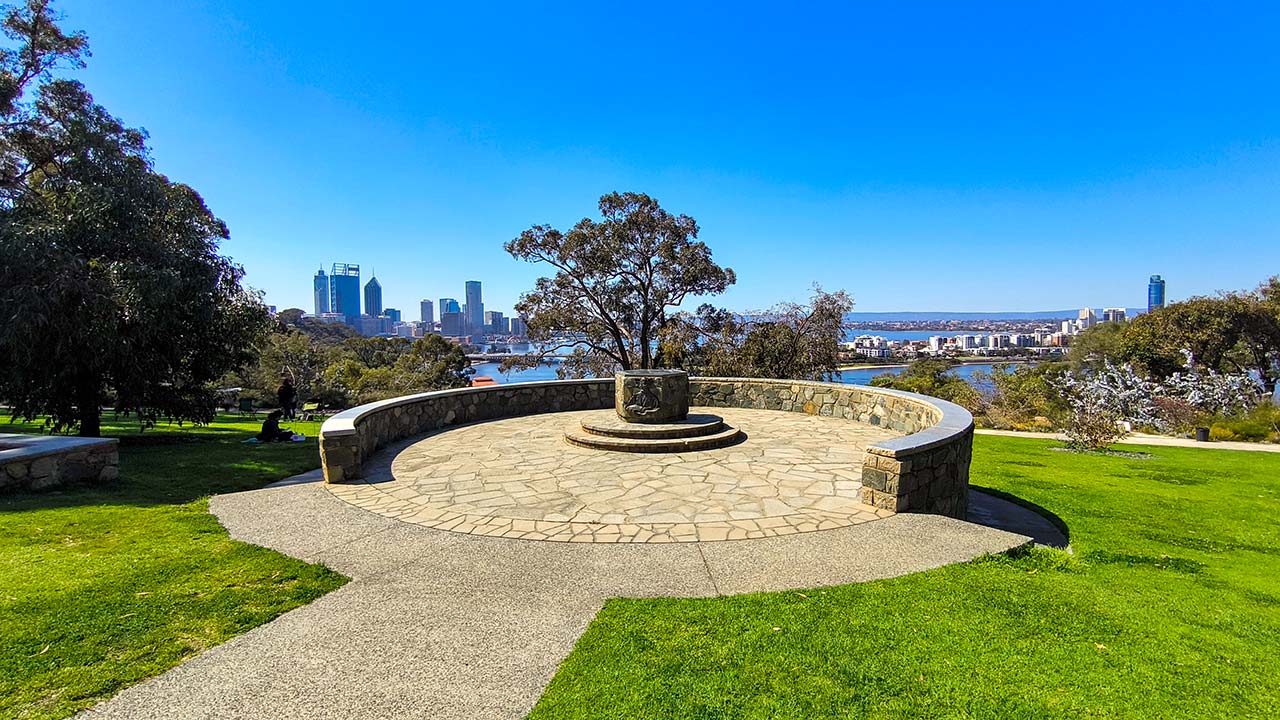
[
  {"x1": 1067, "y1": 321, "x2": 1126, "y2": 370},
  {"x1": 505, "y1": 192, "x2": 735, "y2": 377},
  {"x1": 975, "y1": 362, "x2": 1069, "y2": 429},
  {"x1": 0, "y1": 1, "x2": 267, "y2": 435},
  {"x1": 869, "y1": 359, "x2": 982, "y2": 412},
  {"x1": 1119, "y1": 292, "x2": 1280, "y2": 389},
  {"x1": 666, "y1": 287, "x2": 854, "y2": 381}
]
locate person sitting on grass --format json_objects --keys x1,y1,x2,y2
[{"x1": 256, "y1": 410, "x2": 296, "y2": 443}]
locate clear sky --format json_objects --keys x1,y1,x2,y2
[{"x1": 53, "y1": 0, "x2": 1280, "y2": 316}]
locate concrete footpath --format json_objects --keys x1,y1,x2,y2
[
  {"x1": 80, "y1": 471, "x2": 1043, "y2": 720},
  {"x1": 976, "y1": 428, "x2": 1280, "y2": 453}
]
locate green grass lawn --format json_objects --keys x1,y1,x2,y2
[
  {"x1": 531, "y1": 437, "x2": 1280, "y2": 719},
  {"x1": 0, "y1": 414, "x2": 348, "y2": 720}
]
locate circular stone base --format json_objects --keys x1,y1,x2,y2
[
  {"x1": 326, "y1": 407, "x2": 902, "y2": 543},
  {"x1": 566, "y1": 410, "x2": 743, "y2": 452},
  {"x1": 580, "y1": 412, "x2": 725, "y2": 439}
]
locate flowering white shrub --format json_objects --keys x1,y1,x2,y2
[
  {"x1": 1163, "y1": 370, "x2": 1263, "y2": 416},
  {"x1": 1051, "y1": 362, "x2": 1154, "y2": 449},
  {"x1": 1053, "y1": 362, "x2": 1266, "y2": 447}
]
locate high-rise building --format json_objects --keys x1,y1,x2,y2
[
  {"x1": 1148, "y1": 275, "x2": 1166, "y2": 312},
  {"x1": 1102, "y1": 308, "x2": 1127, "y2": 323},
  {"x1": 384, "y1": 307, "x2": 401, "y2": 323},
  {"x1": 441, "y1": 311, "x2": 465, "y2": 337},
  {"x1": 1078, "y1": 307, "x2": 1096, "y2": 329},
  {"x1": 419, "y1": 299, "x2": 434, "y2": 325},
  {"x1": 484, "y1": 310, "x2": 504, "y2": 334},
  {"x1": 509, "y1": 317, "x2": 528, "y2": 337},
  {"x1": 364, "y1": 276, "x2": 383, "y2": 317},
  {"x1": 464, "y1": 280, "x2": 484, "y2": 333},
  {"x1": 313, "y1": 268, "x2": 330, "y2": 315},
  {"x1": 329, "y1": 263, "x2": 361, "y2": 322},
  {"x1": 439, "y1": 297, "x2": 460, "y2": 314}
]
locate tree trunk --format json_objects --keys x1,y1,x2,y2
[{"x1": 78, "y1": 385, "x2": 101, "y2": 437}]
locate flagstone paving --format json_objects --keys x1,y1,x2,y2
[{"x1": 326, "y1": 407, "x2": 901, "y2": 543}]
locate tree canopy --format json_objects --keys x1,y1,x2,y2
[
  {"x1": 505, "y1": 192, "x2": 735, "y2": 377},
  {"x1": 665, "y1": 287, "x2": 854, "y2": 381},
  {"x1": 1114, "y1": 286, "x2": 1280, "y2": 389},
  {"x1": 0, "y1": 1, "x2": 267, "y2": 435}
]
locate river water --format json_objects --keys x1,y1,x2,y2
[{"x1": 468, "y1": 361, "x2": 1011, "y2": 388}]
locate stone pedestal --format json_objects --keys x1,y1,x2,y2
[{"x1": 614, "y1": 370, "x2": 690, "y2": 424}]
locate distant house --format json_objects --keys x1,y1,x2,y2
[{"x1": 470, "y1": 376, "x2": 499, "y2": 388}]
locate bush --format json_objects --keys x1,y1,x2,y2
[
  {"x1": 1062, "y1": 405, "x2": 1129, "y2": 451},
  {"x1": 1208, "y1": 402, "x2": 1280, "y2": 442},
  {"x1": 1208, "y1": 426, "x2": 1237, "y2": 441},
  {"x1": 975, "y1": 362, "x2": 1069, "y2": 430}
]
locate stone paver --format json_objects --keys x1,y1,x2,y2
[
  {"x1": 80, "y1": 471, "x2": 1035, "y2": 720},
  {"x1": 326, "y1": 407, "x2": 899, "y2": 543}
]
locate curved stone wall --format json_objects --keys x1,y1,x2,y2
[
  {"x1": 688, "y1": 379, "x2": 973, "y2": 518},
  {"x1": 319, "y1": 377, "x2": 973, "y2": 519}
]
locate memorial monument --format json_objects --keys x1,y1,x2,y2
[{"x1": 563, "y1": 369, "x2": 743, "y2": 452}]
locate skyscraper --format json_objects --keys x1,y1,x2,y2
[
  {"x1": 441, "y1": 311, "x2": 465, "y2": 337},
  {"x1": 313, "y1": 268, "x2": 329, "y2": 315},
  {"x1": 364, "y1": 275, "x2": 383, "y2": 317},
  {"x1": 1148, "y1": 275, "x2": 1166, "y2": 312},
  {"x1": 1102, "y1": 308, "x2": 1127, "y2": 323},
  {"x1": 484, "y1": 310, "x2": 505, "y2": 334},
  {"x1": 1078, "y1": 307, "x2": 1096, "y2": 329},
  {"x1": 330, "y1": 263, "x2": 361, "y2": 322},
  {"x1": 439, "y1": 297, "x2": 460, "y2": 314},
  {"x1": 464, "y1": 280, "x2": 483, "y2": 333},
  {"x1": 419, "y1": 299, "x2": 434, "y2": 325},
  {"x1": 384, "y1": 307, "x2": 401, "y2": 323}
]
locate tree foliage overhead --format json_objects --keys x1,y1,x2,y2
[
  {"x1": 0, "y1": 0, "x2": 267, "y2": 435},
  {"x1": 505, "y1": 192, "x2": 735, "y2": 377},
  {"x1": 665, "y1": 287, "x2": 854, "y2": 381}
]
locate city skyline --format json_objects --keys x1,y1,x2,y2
[{"x1": 57, "y1": 1, "x2": 1280, "y2": 314}]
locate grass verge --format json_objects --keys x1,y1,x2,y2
[
  {"x1": 530, "y1": 435, "x2": 1280, "y2": 719},
  {"x1": 0, "y1": 414, "x2": 348, "y2": 720}
]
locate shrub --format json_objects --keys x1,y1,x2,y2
[{"x1": 1208, "y1": 402, "x2": 1280, "y2": 442}]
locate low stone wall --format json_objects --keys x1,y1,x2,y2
[
  {"x1": 688, "y1": 379, "x2": 973, "y2": 518},
  {"x1": 0, "y1": 434, "x2": 119, "y2": 493},
  {"x1": 319, "y1": 377, "x2": 973, "y2": 519},
  {"x1": 319, "y1": 380, "x2": 614, "y2": 483}
]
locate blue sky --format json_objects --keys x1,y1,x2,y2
[{"x1": 54, "y1": 0, "x2": 1280, "y2": 315}]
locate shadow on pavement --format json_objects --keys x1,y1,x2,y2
[{"x1": 967, "y1": 486, "x2": 1070, "y2": 548}]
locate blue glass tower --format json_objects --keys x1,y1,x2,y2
[
  {"x1": 364, "y1": 276, "x2": 383, "y2": 317},
  {"x1": 465, "y1": 280, "x2": 484, "y2": 333},
  {"x1": 330, "y1": 263, "x2": 361, "y2": 322},
  {"x1": 1148, "y1": 275, "x2": 1166, "y2": 313}
]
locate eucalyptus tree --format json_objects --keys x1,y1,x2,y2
[
  {"x1": 505, "y1": 191, "x2": 735, "y2": 377},
  {"x1": 0, "y1": 0, "x2": 268, "y2": 435},
  {"x1": 666, "y1": 287, "x2": 854, "y2": 382}
]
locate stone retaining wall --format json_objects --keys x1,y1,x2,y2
[
  {"x1": 319, "y1": 380, "x2": 614, "y2": 483},
  {"x1": 0, "y1": 434, "x2": 119, "y2": 493},
  {"x1": 688, "y1": 379, "x2": 973, "y2": 518},
  {"x1": 319, "y1": 377, "x2": 973, "y2": 518}
]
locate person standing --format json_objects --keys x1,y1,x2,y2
[{"x1": 277, "y1": 377, "x2": 297, "y2": 420}]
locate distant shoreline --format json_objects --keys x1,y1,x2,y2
[{"x1": 837, "y1": 358, "x2": 1037, "y2": 372}]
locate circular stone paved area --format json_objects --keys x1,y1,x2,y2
[{"x1": 326, "y1": 407, "x2": 902, "y2": 543}]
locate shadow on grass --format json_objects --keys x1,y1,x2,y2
[
  {"x1": 1, "y1": 417, "x2": 325, "y2": 512},
  {"x1": 968, "y1": 484, "x2": 1071, "y2": 548}
]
